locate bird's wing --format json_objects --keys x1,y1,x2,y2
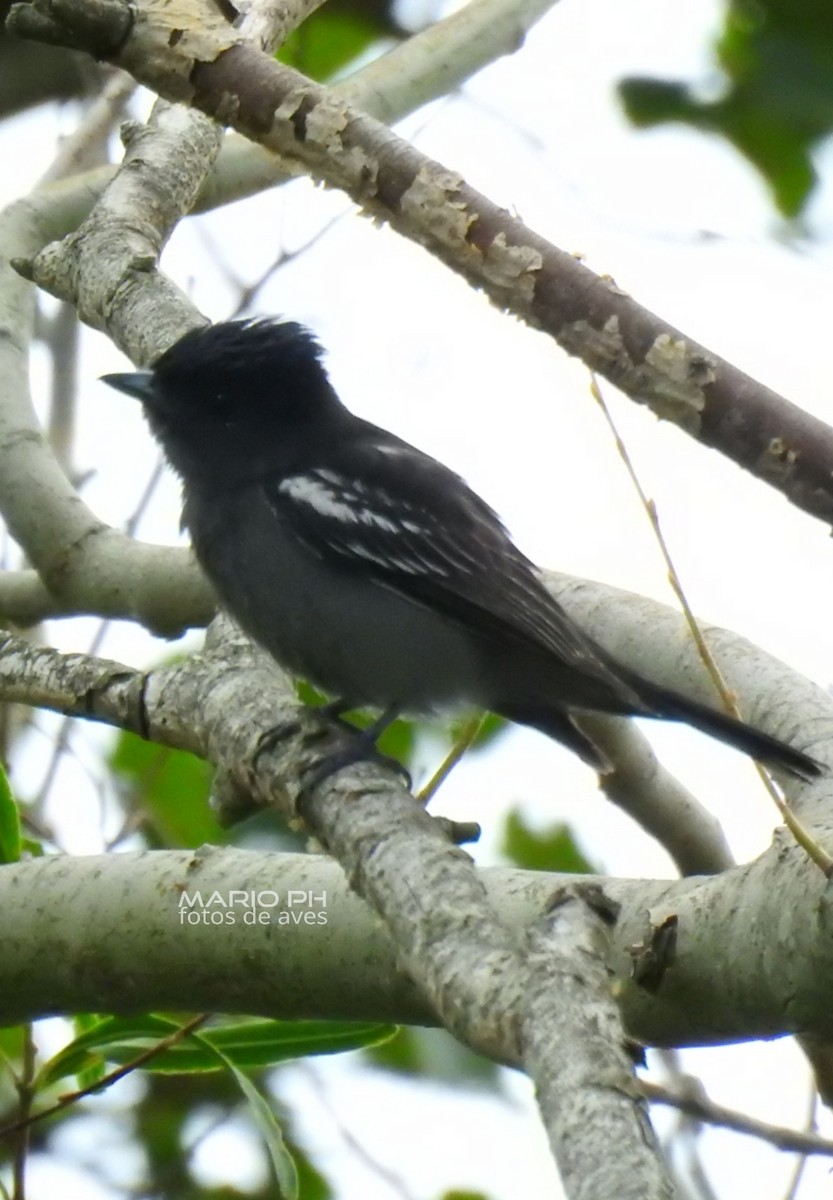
[{"x1": 262, "y1": 429, "x2": 622, "y2": 685}]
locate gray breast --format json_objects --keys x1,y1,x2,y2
[{"x1": 185, "y1": 485, "x2": 490, "y2": 714}]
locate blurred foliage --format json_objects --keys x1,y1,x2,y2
[
  {"x1": 129, "y1": 1066, "x2": 316, "y2": 1200},
  {"x1": 0, "y1": 1015, "x2": 393, "y2": 1198},
  {"x1": 365, "y1": 1025, "x2": 500, "y2": 1089},
  {"x1": 0, "y1": 1024, "x2": 25, "y2": 1063},
  {"x1": 279, "y1": 0, "x2": 403, "y2": 81},
  {"x1": 0, "y1": 759, "x2": 20, "y2": 863},
  {"x1": 109, "y1": 729, "x2": 224, "y2": 848},
  {"x1": 500, "y1": 807, "x2": 597, "y2": 874},
  {"x1": 290, "y1": 1141, "x2": 334, "y2": 1200},
  {"x1": 440, "y1": 1192, "x2": 494, "y2": 1200},
  {"x1": 132, "y1": 1069, "x2": 275, "y2": 1199},
  {"x1": 619, "y1": 0, "x2": 833, "y2": 217},
  {"x1": 108, "y1": 726, "x2": 313, "y2": 850}
]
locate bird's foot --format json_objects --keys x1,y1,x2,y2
[
  {"x1": 300, "y1": 737, "x2": 412, "y2": 796},
  {"x1": 255, "y1": 702, "x2": 411, "y2": 795},
  {"x1": 301, "y1": 702, "x2": 411, "y2": 795}
]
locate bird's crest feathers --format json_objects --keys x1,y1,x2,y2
[{"x1": 155, "y1": 318, "x2": 326, "y2": 378}]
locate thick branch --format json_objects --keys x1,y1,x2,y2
[
  {"x1": 3, "y1": 837, "x2": 833, "y2": 1047},
  {"x1": 9, "y1": 0, "x2": 833, "y2": 523},
  {"x1": 525, "y1": 887, "x2": 672, "y2": 1198}
]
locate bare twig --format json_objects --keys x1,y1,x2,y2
[
  {"x1": 0, "y1": 1014, "x2": 210, "y2": 1141},
  {"x1": 590, "y1": 372, "x2": 833, "y2": 875},
  {"x1": 37, "y1": 69, "x2": 136, "y2": 187},
  {"x1": 643, "y1": 1077, "x2": 833, "y2": 1158}
]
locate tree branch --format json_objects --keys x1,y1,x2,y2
[
  {"x1": 0, "y1": 616, "x2": 676, "y2": 1195},
  {"x1": 525, "y1": 885, "x2": 672, "y2": 1198},
  {"x1": 9, "y1": 0, "x2": 833, "y2": 524},
  {"x1": 0, "y1": 610, "x2": 829, "y2": 1184},
  {"x1": 0, "y1": 0, "x2": 562, "y2": 628},
  {"x1": 643, "y1": 1077, "x2": 833, "y2": 1158},
  {"x1": 2, "y1": 828, "x2": 833, "y2": 1046}
]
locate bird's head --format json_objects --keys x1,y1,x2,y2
[{"x1": 102, "y1": 318, "x2": 343, "y2": 485}]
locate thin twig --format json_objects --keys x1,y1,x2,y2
[
  {"x1": 589, "y1": 373, "x2": 832, "y2": 875},
  {"x1": 643, "y1": 1077, "x2": 833, "y2": 1158},
  {"x1": 296, "y1": 1063, "x2": 419, "y2": 1200},
  {"x1": 780, "y1": 1088, "x2": 818, "y2": 1200},
  {"x1": 0, "y1": 1014, "x2": 211, "y2": 1142},
  {"x1": 417, "y1": 714, "x2": 488, "y2": 804},
  {"x1": 11, "y1": 1025, "x2": 36, "y2": 1200},
  {"x1": 220, "y1": 208, "x2": 350, "y2": 317},
  {"x1": 38, "y1": 71, "x2": 136, "y2": 187}
]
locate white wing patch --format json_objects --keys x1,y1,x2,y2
[
  {"x1": 343, "y1": 540, "x2": 448, "y2": 575},
  {"x1": 279, "y1": 470, "x2": 426, "y2": 536}
]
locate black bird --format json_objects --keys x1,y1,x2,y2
[{"x1": 102, "y1": 318, "x2": 822, "y2": 782}]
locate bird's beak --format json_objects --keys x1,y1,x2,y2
[{"x1": 100, "y1": 371, "x2": 155, "y2": 401}]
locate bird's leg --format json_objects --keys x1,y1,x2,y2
[
  {"x1": 255, "y1": 701, "x2": 411, "y2": 793},
  {"x1": 254, "y1": 696, "x2": 356, "y2": 761},
  {"x1": 300, "y1": 702, "x2": 412, "y2": 795},
  {"x1": 360, "y1": 702, "x2": 403, "y2": 743},
  {"x1": 317, "y1": 697, "x2": 355, "y2": 721},
  {"x1": 315, "y1": 697, "x2": 362, "y2": 732}
]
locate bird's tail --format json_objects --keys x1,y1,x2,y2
[{"x1": 620, "y1": 672, "x2": 824, "y2": 782}]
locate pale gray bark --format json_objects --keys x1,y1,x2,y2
[{"x1": 2, "y1": 825, "x2": 833, "y2": 1048}]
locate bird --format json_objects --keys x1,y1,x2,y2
[{"x1": 102, "y1": 317, "x2": 823, "y2": 783}]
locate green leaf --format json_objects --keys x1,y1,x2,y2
[
  {"x1": 0, "y1": 1024, "x2": 26, "y2": 1067},
  {"x1": 500, "y1": 808, "x2": 597, "y2": 874},
  {"x1": 40, "y1": 1014, "x2": 178, "y2": 1086},
  {"x1": 70, "y1": 1012, "x2": 109, "y2": 1088},
  {"x1": 618, "y1": 0, "x2": 833, "y2": 216},
  {"x1": 216, "y1": 1051, "x2": 299, "y2": 1200},
  {"x1": 278, "y1": 0, "x2": 400, "y2": 82},
  {"x1": 41, "y1": 1015, "x2": 396, "y2": 1086},
  {"x1": 0, "y1": 761, "x2": 21, "y2": 864},
  {"x1": 286, "y1": 1135, "x2": 334, "y2": 1200}
]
